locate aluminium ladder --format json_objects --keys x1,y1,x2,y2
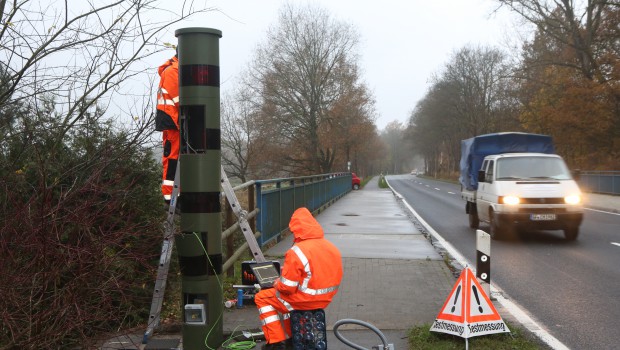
[
  {"x1": 219, "y1": 164, "x2": 265, "y2": 263},
  {"x1": 142, "y1": 164, "x2": 181, "y2": 344}
]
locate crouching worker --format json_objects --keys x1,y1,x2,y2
[{"x1": 254, "y1": 207, "x2": 343, "y2": 349}]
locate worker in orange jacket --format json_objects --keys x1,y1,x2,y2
[
  {"x1": 254, "y1": 207, "x2": 343, "y2": 349},
  {"x1": 155, "y1": 53, "x2": 179, "y2": 204}
]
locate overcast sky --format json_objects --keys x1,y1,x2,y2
[{"x1": 157, "y1": 0, "x2": 520, "y2": 130}]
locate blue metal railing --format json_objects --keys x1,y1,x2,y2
[
  {"x1": 578, "y1": 171, "x2": 620, "y2": 195},
  {"x1": 255, "y1": 173, "x2": 352, "y2": 246}
]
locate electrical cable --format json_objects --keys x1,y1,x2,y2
[
  {"x1": 221, "y1": 326, "x2": 258, "y2": 350},
  {"x1": 333, "y1": 319, "x2": 390, "y2": 350},
  {"x1": 192, "y1": 232, "x2": 228, "y2": 350},
  {"x1": 192, "y1": 232, "x2": 259, "y2": 350},
  {"x1": 221, "y1": 335, "x2": 257, "y2": 350}
]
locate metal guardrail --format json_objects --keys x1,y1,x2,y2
[
  {"x1": 255, "y1": 172, "x2": 352, "y2": 246},
  {"x1": 578, "y1": 171, "x2": 620, "y2": 195},
  {"x1": 221, "y1": 173, "x2": 352, "y2": 274}
]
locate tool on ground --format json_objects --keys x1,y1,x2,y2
[{"x1": 333, "y1": 319, "x2": 394, "y2": 350}]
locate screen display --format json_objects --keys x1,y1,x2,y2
[{"x1": 252, "y1": 263, "x2": 279, "y2": 282}]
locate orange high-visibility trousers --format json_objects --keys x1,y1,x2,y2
[
  {"x1": 161, "y1": 129, "x2": 179, "y2": 202},
  {"x1": 254, "y1": 288, "x2": 292, "y2": 344}
]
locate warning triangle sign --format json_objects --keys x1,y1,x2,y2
[
  {"x1": 430, "y1": 267, "x2": 510, "y2": 338},
  {"x1": 435, "y1": 268, "x2": 466, "y2": 323}
]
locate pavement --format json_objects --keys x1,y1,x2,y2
[
  {"x1": 218, "y1": 177, "x2": 452, "y2": 350},
  {"x1": 102, "y1": 176, "x2": 619, "y2": 350}
]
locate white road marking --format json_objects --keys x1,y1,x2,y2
[
  {"x1": 447, "y1": 192, "x2": 456, "y2": 195},
  {"x1": 612, "y1": 242, "x2": 620, "y2": 247},
  {"x1": 584, "y1": 207, "x2": 620, "y2": 216},
  {"x1": 434, "y1": 187, "x2": 440, "y2": 191}
]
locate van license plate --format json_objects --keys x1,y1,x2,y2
[{"x1": 530, "y1": 214, "x2": 556, "y2": 221}]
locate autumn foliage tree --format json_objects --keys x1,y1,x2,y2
[
  {"x1": 503, "y1": 0, "x2": 620, "y2": 169},
  {"x1": 407, "y1": 2, "x2": 619, "y2": 175}
]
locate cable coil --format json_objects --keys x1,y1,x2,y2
[{"x1": 333, "y1": 319, "x2": 390, "y2": 350}]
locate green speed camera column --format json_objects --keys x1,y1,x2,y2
[{"x1": 175, "y1": 27, "x2": 223, "y2": 349}]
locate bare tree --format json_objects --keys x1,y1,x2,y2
[
  {"x1": 406, "y1": 45, "x2": 518, "y2": 177},
  {"x1": 246, "y1": 3, "x2": 365, "y2": 175},
  {"x1": 0, "y1": 1, "x2": 216, "y2": 348},
  {"x1": 221, "y1": 88, "x2": 262, "y2": 183},
  {"x1": 0, "y1": 0, "x2": 215, "y2": 142},
  {"x1": 381, "y1": 121, "x2": 406, "y2": 174},
  {"x1": 441, "y1": 45, "x2": 514, "y2": 135},
  {"x1": 496, "y1": 0, "x2": 619, "y2": 81}
]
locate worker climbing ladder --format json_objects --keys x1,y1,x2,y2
[{"x1": 142, "y1": 164, "x2": 265, "y2": 344}]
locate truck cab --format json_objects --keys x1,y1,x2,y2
[{"x1": 473, "y1": 153, "x2": 583, "y2": 240}]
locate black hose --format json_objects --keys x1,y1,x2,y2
[{"x1": 332, "y1": 319, "x2": 389, "y2": 350}]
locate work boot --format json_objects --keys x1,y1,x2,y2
[
  {"x1": 284, "y1": 338, "x2": 293, "y2": 349},
  {"x1": 261, "y1": 340, "x2": 286, "y2": 350}
]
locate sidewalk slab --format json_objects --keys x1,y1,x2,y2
[{"x1": 255, "y1": 177, "x2": 454, "y2": 348}]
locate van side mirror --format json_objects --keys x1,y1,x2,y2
[{"x1": 477, "y1": 170, "x2": 486, "y2": 183}]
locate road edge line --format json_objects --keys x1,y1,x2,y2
[{"x1": 386, "y1": 178, "x2": 570, "y2": 350}]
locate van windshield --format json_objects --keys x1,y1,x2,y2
[{"x1": 496, "y1": 157, "x2": 572, "y2": 180}]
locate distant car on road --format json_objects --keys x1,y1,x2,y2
[{"x1": 352, "y1": 172, "x2": 361, "y2": 190}]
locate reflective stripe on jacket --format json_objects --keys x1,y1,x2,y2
[
  {"x1": 155, "y1": 56, "x2": 179, "y2": 131},
  {"x1": 274, "y1": 207, "x2": 343, "y2": 310}
]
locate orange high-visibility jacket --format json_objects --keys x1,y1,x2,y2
[
  {"x1": 274, "y1": 207, "x2": 343, "y2": 310},
  {"x1": 155, "y1": 56, "x2": 179, "y2": 131}
]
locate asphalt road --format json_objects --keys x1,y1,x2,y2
[{"x1": 387, "y1": 174, "x2": 620, "y2": 350}]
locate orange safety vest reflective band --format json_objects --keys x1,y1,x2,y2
[
  {"x1": 155, "y1": 56, "x2": 179, "y2": 131},
  {"x1": 157, "y1": 87, "x2": 180, "y2": 107},
  {"x1": 286, "y1": 246, "x2": 340, "y2": 296},
  {"x1": 256, "y1": 207, "x2": 340, "y2": 344}
]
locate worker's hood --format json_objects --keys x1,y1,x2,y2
[
  {"x1": 289, "y1": 207, "x2": 324, "y2": 242},
  {"x1": 158, "y1": 56, "x2": 178, "y2": 77}
]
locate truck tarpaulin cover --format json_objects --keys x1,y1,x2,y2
[{"x1": 459, "y1": 132, "x2": 555, "y2": 191}]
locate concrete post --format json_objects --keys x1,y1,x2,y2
[{"x1": 175, "y1": 27, "x2": 223, "y2": 350}]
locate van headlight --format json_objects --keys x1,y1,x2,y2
[
  {"x1": 564, "y1": 195, "x2": 581, "y2": 205},
  {"x1": 501, "y1": 196, "x2": 520, "y2": 205}
]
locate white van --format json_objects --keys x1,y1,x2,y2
[{"x1": 464, "y1": 153, "x2": 584, "y2": 240}]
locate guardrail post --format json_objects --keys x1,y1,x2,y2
[
  {"x1": 255, "y1": 183, "x2": 263, "y2": 245},
  {"x1": 249, "y1": 185, "x2": 256, "y2": 233}
]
